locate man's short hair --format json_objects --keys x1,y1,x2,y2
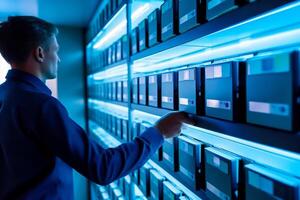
[{"x1": 0, "y1": 16, "x2": 58, "y2": 64}]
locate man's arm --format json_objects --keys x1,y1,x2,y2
[{"x1": 36, "y1": 97, "x2": 165, "y2": 185}]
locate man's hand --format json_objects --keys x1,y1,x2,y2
[{"x1": 154, "y1": 111, "x2": 196, "y2": 138}]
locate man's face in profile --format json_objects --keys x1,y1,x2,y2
[{"x1": 41, "y1": 36, "x2": 60, "y2": 79}]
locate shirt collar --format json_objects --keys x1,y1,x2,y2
[{"x1": 5, "y1": 69, "x2": 52, "y2": 96}]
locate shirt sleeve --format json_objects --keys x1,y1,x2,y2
[{"x1": 37, "y1": 97, "x2": 164, "y2": 185}]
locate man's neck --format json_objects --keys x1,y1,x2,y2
[{"x1": 10, "y1": 66, "x2": 45, "y2": 83}]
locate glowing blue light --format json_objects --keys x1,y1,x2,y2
[
  {"x1": 92, "y1": 5, "x2": 127, "y2": 50},
  {"x1": 0, "y1": 54, "x2": 10, "y2": 84},
  {"x1": 91, "y1": 63, "x2": 128, "y2": 81},
  {"x1": 92, "y1": 2, "x2": 162, "y2": 50},
  {"x1": 133, "y1": 27, "x2": 300, "y2": 73},
  {"x1": 89, "y1": 99, "x2": 128, "y2": 118}
]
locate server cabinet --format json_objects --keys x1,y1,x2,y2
[
  {"x1": 140, "y1": 164, "x2": 152, "y2": 197},
  {"x1": 161, "y1": 0, "x2": 179, "y2": 41},
  {"x1": 111, "y1": 0, "x2": 117, "y2": 14},
  {"x1": 178, "y1": 135, "x2": 204, "y2": 190},
  {"x1": 206, "y1": 0, "x2": 241, "y2": 21},
  {"x1": 163, "y1": 181, "x2": 182, "y2": 200},
  {"x1": 148, "y1": 9, "x2": 161, "y2": 47},
  {"x1": 148, "y1": 75, "x2": 161, "y2": 107},
  {"x1": 245, "y1": 164, "x2": 300, "y2": 200},
  {"x1": 112, "y1": 82, "x2": 117, "y2": 100},
  {"x1": 122, "y1": 80, "x2": 128, "y2": 102},
  {"x1": 122, "y1": 119, "x2": 128, "y2": 142},
  {"x1": 108, "y1": 46, "x2": 112, "y2": 65},
  {"x1": 117, "y1": 81, "x2": 122, "y2": 101},
  {"x1": 163, "y1": 137, "x2": 179, "y2": 172},
  {"x1": 178, "y1": 0, "x2": 205, "y2": 33},
  {"x1": 116, "y1": 117, "x2": 122, "y2": 139},
  {"x1": 132, "y1": 78, "x2": 139, "y2": 104},
  {"x1": 205, "y1": 147, "x2": 241, "y2": 200},
  {"x1": 116, "y1": 39, "x2": 122, "y2": 61},
  {"x1": 139, "y1": 19, "x2": 148, "y2": 51},
  {"x1": 106, "y1": 3, "x2": 111, "y2": 22},
  {"x1": 124, "y1": 177, "x2": 131, "y2": 200},
  {"x1": 131, "y1": 28, "x2": 139, "y2": 55},
  {"x1": 133, "y1": 169, "x2": 140, "y2": 186},
  {"x1": 178, "y1": 68, "x2": 203, "y2": 114},
  {"x1": 150, "y1": 170, "x2": 165, "y2": 200},
  {"x1": 131, "y1": 121, "x2": 140, "y2": 141},
  {"x1": 122, "y1": 35, "x2": 128, "y2": 59},
  {"x1": 111, "y1": 115, "x2": 116, "y2": 135},
  {"x1": 205, "y1": 62, "x2": 245, "y2": 121},
  {"x1": 139, "y1": 76, "x2": 148, "y2": 105},
  {"x1": 161, "y1": 72, "x2": 178, "y2": 110},
  {"x1": 111, "y1": 43, "x2": 116, "y2": 64},
  {"x1": 246, "y1": 51, "x2": 299, "y2": 131}
]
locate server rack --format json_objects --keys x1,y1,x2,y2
[{"x1": 86, "y1": 0, "x2": 300, "y2": 199}]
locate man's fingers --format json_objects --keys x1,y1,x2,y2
[{"x1": 177, "y1": 111, "x2": 197, "y2": 125}]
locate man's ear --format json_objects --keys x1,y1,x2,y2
[{"x1": 34, "y1": 46, "x2": 45, "y2": 63}]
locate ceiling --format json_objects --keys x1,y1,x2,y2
[{"x1": 0, "y1": 0, "x2": 101, "y2": 27}]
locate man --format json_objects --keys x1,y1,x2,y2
[{"x1": 0, "y1": 16, "x2": 194, "y2": 199}]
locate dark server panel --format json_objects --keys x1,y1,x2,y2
[
  {"x1": 112, "y1": 82, "x2": 117, "y2": 100},
  {"x1": 161, "y1": 0, "x2": 179, "y2": 41},
  {"x1": 111, "y1": 116, "x2": 116, "y2": 135},
  {"x1": 116, "y1": 118, "x2": 122, "y2": 139},
  {"x1": 178, "y1": 0, "x2": 204, "y2": 33},
  {"x1": 140, "y1": 164, "x2": 152, "y2": 197},
  {"x1": 108, "y1": 46, "x2": 112, "y2": 65},
  {"x1": 139, "y1": 19, "x2": 148, "y2": 51},
  {"x1": 133, "y1": 169, "x2": 140, "y2": 186},
  {"x1": 163, "y1": 181, "x2": 182, "y2": 200},
  {"x1": 111, "y1": 0, "x2": 116, "y2": 14},
  {"x1": 205, "y1": 62, "x2": 245, "y2": 121},
  {"x1": 148, "y1": 75, "x2": 161, "y2": 107},
  {"x1": 106, "y1": 3, "x2": 111, "y2": 22},
  {"x1": 178, "y1": 68, "x2": 203, "y2": 114},
  {"x1": 139, "y1": 76, "x2": 147, "y2": 105},
  {"x1": 122, "y1": 35, "x2": 128, "y2": 59},
  {"x1": 162, "y1": 137, "x2": 179, "y2": 172},
  {"x1": 245, "y1": 164, "x2": 300, "y2": 200},
  {"x1": 117, "y1": 81, "x2": 122, "y2": 101},
  {"x1": 246, "y1": 51, "x2": 299, "y2": 131},
  {"x1": 148, "y1": 9, "x2": 161, "y2": 47},
  {"x1": 206, "y1": 0, "x2": 241, "y2": 21},
  {"x1": 122, "y1": 80, "x2": 128, "y2": 102},
  {"x1": 122, "y1": 119, "x2": 128, "y2": 142},
  {"x1": 132, "y1": 78, "x2": 139, "y2": 104},
  {"x1": 107, "y1": 114, "x2": 112, "y2": 133},
  {"x1": 131, "y1": 121, "x2": 140, "y2": 141},
  {"x1": 161, "y1": 72, "x2": 178, "y2": 110},
  {"x1": 205, "y1": 147, "x2": 241, "y2": 200},
  {"x1": 178, "y1": 135, "x2": 204, "y2": 190},
  {"x1": 131, "y1": 28, "x2": 139, "y2": 55},
  {"x1": 111, "y1": 43, "x2": 116, "y2": 64},
  {"x1": 125, "y1": 177, "x2": 131, "y2": 199},
  {"x1": 116, "y1": 39, "x2": 122, "y2": 61},
  {"x1": 150, "y1": 170, "x2": 165, "y2": 200}
]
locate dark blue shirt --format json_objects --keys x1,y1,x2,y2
[{"x1": 0, "y1": 69, "x2": 164, "y2": 200}]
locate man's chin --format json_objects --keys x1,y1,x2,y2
[{"x1": 46, "y1": 73, "x2": 57, "y2": 80}]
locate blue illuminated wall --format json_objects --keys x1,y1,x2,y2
[{"x1": 56, "y1": 26, "x2": 89, "y2": 200}]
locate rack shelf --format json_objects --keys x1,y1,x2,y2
[
  {"x1": 131, "y1": 103, "x2": 300, "y2": 154},
  {"x1": 131, "y1": 0, "x2": 299, "y2": 74},
  {"x1": 88, "y1": 121, "x2": 202, "y2": 199}
]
